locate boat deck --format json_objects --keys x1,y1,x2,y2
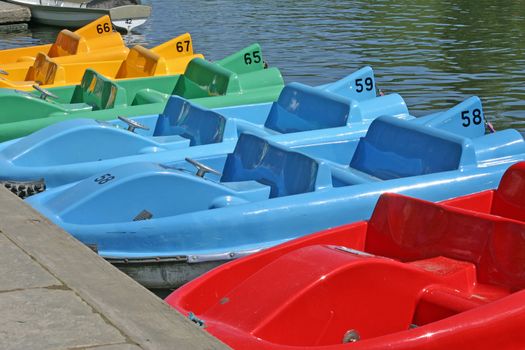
[
  {"x1": 0, "y1": 1, "x2": 30, "y2": 29},
  {"x1": 0, "y1": 186, "x2": 228, "y2": 349}
]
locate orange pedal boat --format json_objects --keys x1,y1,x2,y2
[{"x1": 0, "y1": 33, "x2": 203, "y2": 90}]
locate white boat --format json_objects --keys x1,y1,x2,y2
[{"x1": 5, "y1": 0, "x2": 151, "y2": 33}]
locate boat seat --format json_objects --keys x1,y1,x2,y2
[
  {"x1": 25, "y1": 53, "x2": 66, "y2": 85},
  {"x1": 48, "y1": 29, "x2": 88, "y2": 57},
  {"x1": 330, "y1": 166, "x2": 381, "y2": 186},
  {"x1": 366, "y1": 193, "x2": 525, "y2": 291},
  {"x1": 264, "y1": 83, "x2": 351, "y2": 133},
  {"x1": 152, "y1": 96, "x2": 232, "y2": 146},
  {"x1": 115, "y1": 45, "x2": 168, "y2": 79},
  {"x1": 131, "y1": 89, "x2": 167, "y2": 105},
  {"x1": 74, "y1": 69, "x2": 127, "y2": 110},
  {"x1": 350, "y1": 116, "x2": 474, "y2": 180},
  {"x1": 173, "y1": 58, "x2": 240, "y2": 99},
  {"x1": 221, "y1": 133, "x2": 331, "y2": 198},
  {"x1": 491, "y1": 163, "x2": 525, "y2": 222}
]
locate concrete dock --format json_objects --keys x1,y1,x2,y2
[
  {"x1": 0, "y1": 186, "x2": 228, "y2": 350},
  {"x1": 0, "y1": 1, "x2": 30, "y2": 30}
]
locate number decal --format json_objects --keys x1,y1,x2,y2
[
  {"x1": 461, "y1": 109, "x2": 483, "y2": 127},
  {"x1": 472, "y1": 108, "x2": 482, "y2": 125},
  {"x1": 96, "y1": 22, "x2": 112, "y2": 34},
  {"x1": 355, "y1": 77, "x2": 374, "y2": 93},
  {"x1": 244, "y1": 51, "x2": 262, "y2": 65},
  {"x1": 94, "y1": 173, "x2": 115, "y2": 185},
  {"x1": 176, "y1": 40, "x2": 191, "y2": 52}
]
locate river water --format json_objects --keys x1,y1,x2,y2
[{"x1": 1, "y1": 0, "x2": 524, "y2": 131}]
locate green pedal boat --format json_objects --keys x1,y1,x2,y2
[{"x1": 0, "y1": 43, "x2": 284, "y2": 141}]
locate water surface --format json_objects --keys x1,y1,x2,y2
[{"x1": 1, "y1": 0, "x2": 524, "y2": 132}]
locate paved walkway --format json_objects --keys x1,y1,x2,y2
[
  {"x1": 0, "y1": 187, "x2": 228, "y2": 350},
  {"x1": 0, "y1": 1, "x2": 30, "y2": 25}
]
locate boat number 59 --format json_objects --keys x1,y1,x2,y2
[
  {"x1": 461, "y1": 109, "x2": 483, "y2": 127},
  {"x1": 244, "y1": 51, "x2": 261, "y2": 65},
  {"x1": 94, "y1": 173, "x2": 115, "y2": 185},
  {"x1": 355, "y1": 77, "x2": 374, "y2": 92},
  {"x1": 96, "y1": 23, "x2": 112, "y2": 34}
]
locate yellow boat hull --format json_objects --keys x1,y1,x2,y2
[
  {"x1": 0, "y1": 33, "x2": 204, "y2": 90},
  {"x1": 0, "y1": 16, "x2": 128, "y2": 69}
]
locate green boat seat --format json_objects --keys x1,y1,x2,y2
[
  {"x1": 173, "y1": 58, "x2": 238, "y2": 99},
  {"x1": 71, "y1": 69, "x2": 127, "y2": 110}
]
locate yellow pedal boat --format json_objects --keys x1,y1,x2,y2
[
  {"x1": 0, "y1": 16, "x2": 127, "y2": 69},
  {"x1": 0, "y1": 33, "x2": 204, "y2": 90}
]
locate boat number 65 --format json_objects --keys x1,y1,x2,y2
[
  {"x1": 461, "y1": 109, "x2": 483, "y2": 127},
  {"x1": 355, "y1": 77, "x2": 374, "y2": 92},
  {"x1": 94, "y1": 173, "x2": 115, "y2": 185},
  {"x1": 96, "y1": 23, "x2": 112, "y2": 34},
  {"x1": 244, "y1": 51, "x2": 261, "y2": 65}
]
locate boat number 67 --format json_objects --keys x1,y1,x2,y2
[
  {"x1": 94, "y1": 173, "x2": 115, "y2": 185},
  {"x1": 461, "y1": 109, "x2": 483, "y2": 127},
  {"x1": 355, "y1": 77, "x2": 374, "y2": 92}
]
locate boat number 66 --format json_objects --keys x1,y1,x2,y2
[
  {"x1": 96, "y1": 23, "x2": 112, "y2": 34},
  {"x1": 94, "y1": 173, "x2": 115, "y2": 185},
  {"x1": 461, "y1": 109, "x2": 483, "y2": 127}
]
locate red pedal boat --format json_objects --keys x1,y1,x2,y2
[{"x1": 166, "y1": 162, "x2": 525, "y2": 349}]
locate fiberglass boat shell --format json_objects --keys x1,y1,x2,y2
[
  {"x1": 0, "y1": 66, "x2": 409, "y2": 189},
  {"x1": 166, "y1": 171, "x2": 525, "y2": 349},
  {"x1": 25, "y1": 108, "x2": 525, "y2": 287},
  {"x1": 0, "y1": 43, "x2": 284, "y2": 141},
  {"x1": 0, "y1": 33, "x2": 203, "y2": 90}
]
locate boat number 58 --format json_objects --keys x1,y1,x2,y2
[
  {"x1": 355, "y1": 77, "x2": 374, "y2": 92},
  {"x1": 96, "y1": 23, "x2": 112, "y2": 34},
  {"x1": 461, "y1": 109, "x2": 483, "y2": 127},
  {"x1": 94, "y1": 173, "x2": 115, "y2": 185},
  {"x1": 244, "y1": 51, "x2": 261, "y2": 65}
]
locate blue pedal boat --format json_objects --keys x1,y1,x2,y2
[
  {"x1": 25, "y1": 102, "x2": 524, "y2": 288},
  {"x1": 0, "y1": 66, "x2": 411, "y2": 193}
]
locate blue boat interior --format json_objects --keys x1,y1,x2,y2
[
  {"x1": 221, "y1": 133, "x2": 332, "y2": 198},
  {"x1": 152, "y1": 97, "x2": 236, "y2": 146},
  {"x1": 27, "y1": 111, "x2": 525, "y2": 228}
]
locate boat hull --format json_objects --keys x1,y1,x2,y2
[{"x1": 166, "y1": 173, "x2": 525, "y2": 348}]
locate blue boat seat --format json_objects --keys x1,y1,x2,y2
[
  {"x1": 221, "y1": 133, "x2": 331, "y2": 198},
  {"x1": 152, "y1": 96, "x2": 229, "y2": 146},
  {"x1": 264, "y1": 83, "x2": 351, "y2": 134},
  {"x1": 350, "y1": 116, "x2": 474, "y2": 180}
]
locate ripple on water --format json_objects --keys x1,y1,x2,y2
[{"x1": 0, "y1": 0, "x2": 523, "y2": 133}]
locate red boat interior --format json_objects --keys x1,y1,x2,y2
[
  {"x1": 443, "y1": 162, "x2": 525, "y2": 222},
  {"x1": 168, "y1": 163, "x2": 525, "y2": 348}
]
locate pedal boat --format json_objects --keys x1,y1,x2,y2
[
  {"x1": 166, "y1": 176, "x2": 525, "y2": 349},
  {"x1": 25, "y1": 108, "x2": 525, "y2": 288},
  {"x1": 0, "y1": 16, "x2": 127, "y2": 69},
  {"x1": 0, "y1": 33, "x2": 203, "y2": 90},
  {"x1": 0, "y1": 43, "x2": 284, "y2": 141},
  {"x1": 0, "y1": 66, "x2": 411, "y2": 190}
]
